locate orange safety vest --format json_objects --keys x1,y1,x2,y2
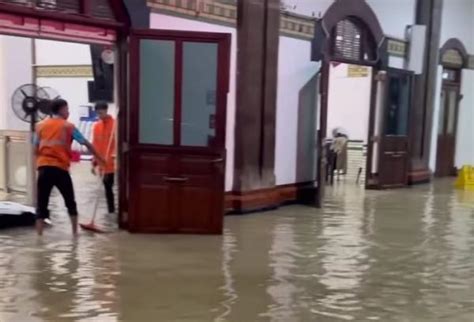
[
  {"x1": 36, "y1": 118, "x2": 74, "y2": 171},
  {"x1": 92, "y1": 116, "x2": 115, "y2": 174}
]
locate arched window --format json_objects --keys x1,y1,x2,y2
[{"x1": 331, "y1": 18, "x2": 376, "y2": 62}]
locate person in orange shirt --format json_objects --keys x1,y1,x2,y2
[
  {"x1": 35, "y1": 99, "x2": 105, "y2": 236},
  {"x1": 91, "y1": 102, "x2": 116, "y2": 214}
]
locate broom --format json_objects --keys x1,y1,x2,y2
[{"x1": 80, "y1": 119, "x2": 116, "y2": 233}]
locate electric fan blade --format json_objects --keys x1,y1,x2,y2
[{"x1": 20, "y1": 89, "x2": 29, "y2": 98}]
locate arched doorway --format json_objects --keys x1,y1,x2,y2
[
  {"x1": 435, "y1": 38, "x2": 468, "y2": 177},
  {"x1": 312, "y1": 0, "x2": 403, "y2": 205}
]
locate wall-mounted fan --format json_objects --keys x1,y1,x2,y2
[{"x1": 11, "y1": 84, "x2": 60, "y2": 130}]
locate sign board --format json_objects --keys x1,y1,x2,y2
[
  {"x1": 347, "y1": 65, "x2": 369, "y2": 78},
  {"x1": 387, "y1": 38, "x2": 407, "y2": 57}
]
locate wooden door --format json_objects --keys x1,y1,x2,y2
[
  {"x1": 435, "y1": 86, "x2": 460, "y2": 177},
  {"x1": 378, "y1": 69, "x2": 413, "y2": 188},
  {"x1": 128, "y1": 30, "x2": 230, "y2": 234}
]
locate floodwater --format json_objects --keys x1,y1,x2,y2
[{"x1": 1, "y1": 165, "x2": 474, "y2": 322}]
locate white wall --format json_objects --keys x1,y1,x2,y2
[
  {"x1": 0, "y1": 36, "x2": 33, "y2": 131},
  {"x1": 35, "y1": 39, "x2": 92, "y2": 65},
  {"x1": 366, "y1": 0, "x2": 415, "y2": 39},
  {"x1": 326, "y1": 63, "x2": 373, "y2": 142},
  {"x1": 35, "y1": 39, "x2": 99, "y2": 127},
  {"x1": 275, "y1": 36, "x2": 319, "y2": 185},
  {"x1": 150, "y1": 13, "x2": 237, "y2": 191},
  {"x1": 434, "y1": 0, "x2": 474, "y2": 167}
]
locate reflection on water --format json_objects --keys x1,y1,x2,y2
[{"x1": 1, "y1": 168, "x2": 474, "y2": 321}]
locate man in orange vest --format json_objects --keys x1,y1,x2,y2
[
  {"x1": 35, "y1": 99, "x2": 105, "y2": 236},
  {"x1": 91, "y1": 102, "x2": 116, "y2": 214}
]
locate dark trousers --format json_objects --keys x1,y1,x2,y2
[
  {"x1": 103, "y1": 173, "x2": 115, "y2": 213},
  {"x1": 36, "y1": 166, "x2": 78, "y2": 219}
]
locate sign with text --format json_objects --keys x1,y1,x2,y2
[{"x1": 347, "y1": 65, "x2": 369, "y2": 78}]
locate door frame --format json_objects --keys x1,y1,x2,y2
[
  {"x1": 312, "y1": 0, "x2": 386, "y2": 207},
  {"x1": 434, "y1": 38, "x2": 468, "y2": 178},
  {"x1": 435, "y1": 83, "x2": 461, "y2": 177},
  {"x1": 125, "y1": 29, "x2": 230, "y2": 233},
  {"x1": 317, "y1": 58, "x2": 380, "y2": 205},
  {"x1": 372, "y1": 67, "x2": 415, "y2": 188}
]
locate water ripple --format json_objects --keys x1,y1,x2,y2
[{"x1": 0, "y1": 166, "x2": 473, "y2": 321}]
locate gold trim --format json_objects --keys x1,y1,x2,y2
[
  {"x1": 35, "y1": 65, "x2": 93, "y2": 78},
  {"x1": 441, "y1": 49, "x2": 464, "y2": 67},
  {"x1": 148, "y1": 0, "x2": 316, "y2": 39},
  {"x1": 280, "y1": 13, "x2": 315, "y2": 40}
]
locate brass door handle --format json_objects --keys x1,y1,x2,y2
[{"x1": 164, "y1": 177, "x2": 189, "y2": 183}]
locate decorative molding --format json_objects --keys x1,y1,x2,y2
[
  {"x1": 35, "y1": 65, "x2": 93, "y2": 78},
  {"x1": 148, "y1": 1, "x2": 408, "y2": 55},
  {"x1": 386, "y1": 38, "x2": 407, "y2": 58},
  {"x1": 147, "y1": 0, "x2": 236, "y2": 26},
  {"x1": 147, "y1": 0, "x2": 315, "y2": 39},
  {"x1": 280, "y1": 12, "x2": 315, "y2": 40},
  {"x1": 441, "y1": 49, "x2": 464, "y2": 68}
]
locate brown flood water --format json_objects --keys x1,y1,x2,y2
[{"x1": 1, "y1": 164, "x2": 474, "y2": 321}]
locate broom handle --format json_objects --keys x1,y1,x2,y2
[{"x1": 90, "y1": 119, "x2": 117, "y2": 222}]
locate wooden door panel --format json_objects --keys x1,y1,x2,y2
[
  {"x1": 133, "y1": 183, "x2": 174, "y2": 232},
  {"x1": 178, "y1": 185, "x2": 223, "y2": 234},
  {"x1": 379, "y1": 153, "x2": 408, "y2": 187},
  {"x1": 445, "y1": 135, "x2": 456, "y2": 175},
  {"x1": 377, "y1": 69, "x2": 412, "y2": 188},
  {"x1": 128, "y1": 30, "x2": 230, "y2": 234},
  {"x1": 177, "y1": 155, "x2": 224, "y2": 176},
  {"x1": 129, "y1": 153, "x2": 175, "y2": 232},
  {"x1": 175, "y1": 154, "x2": 224, "y2": 233},
  {"x1": 435, "y1": 86, "x2": 459, "y2": 177},
  {"x1": 436, "y1": 135, "x2": 456, "y2": 176}
]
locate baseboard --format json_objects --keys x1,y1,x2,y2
[
  {"x1": 225, "y1": 182, "x2": 316, "y2": 214},
  {"x1": 408, "y1": 168, "x2": 431, "y2": 184}
]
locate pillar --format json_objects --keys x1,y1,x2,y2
[
  {"x1": 231, "y1": 0, "x2": 280, "y2": 211},
  {"x1": 410, "y1": 0, "x2": 443, "y2": 183}
]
